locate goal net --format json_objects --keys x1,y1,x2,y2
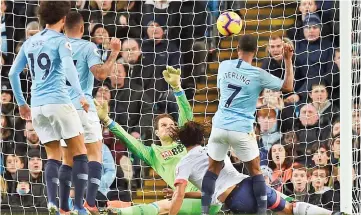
[{"x1": 0, "y1": 0, "x2": 358, "y2": 214}]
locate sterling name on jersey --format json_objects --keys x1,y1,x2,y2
[
  {"x1": 213, "y1": 59, "x2": 283, "y2": 133},
  {"x1": 68, "y1": 38, "x2": 103, "y2": 111},
  {"x1": 174, "y1": 145, "x2": 248, "y2": 204}
]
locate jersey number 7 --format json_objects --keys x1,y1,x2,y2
[{"x1": 225, "y1": 84, "x2": 242, "y2": 108}]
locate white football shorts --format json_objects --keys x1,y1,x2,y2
[
  {"x1": 76, "y1": 110, "x2": 103, "y2": 144},
  {"x1": 207, "y1": 127, "x2": 259, "y2": 162},
  {"x1": 32, "y1": 104, "x2": 83, "y2": 144}
]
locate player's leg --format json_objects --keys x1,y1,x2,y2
[
  {"x1": 203, "y1": 128, "x2": 229, "y2": 214},
  {"x1": 229, "y1": 130, "x2": 267, "y2": 215},
  {"x1": 108, "y1": 199, "x2": 221, "y2": 215},
  {"x1": 78, "y1": 111, "x2": 103, "y2": 214},
  {"x1": 32, "y1": 106, "x2": 63, "y2": 214},
  {"x1": 48, "y1": 104, "x2": 88, "y2": 214},
  {"x1": 268, "y1": 189, "x2": 333, "y2": 215},
  {"x1": 63, "y1": 135, "x2": 88, "y2": 213}
]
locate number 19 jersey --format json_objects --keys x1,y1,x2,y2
[
  {"x1": 213, "y1": 59, "x2": 283, "y2": 133},
  {"x1": 21, "y1": 29, "x2": 73, "y2": 107}
]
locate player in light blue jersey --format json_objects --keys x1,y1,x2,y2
[
  {"x1": 8, "y1": 2, "x2": 90, "y2": 215},
  {"x1": 62, "y1": 12, "x2": 121, "y2": 215},
  {"x1": 201, "y1": 35, "x2": 294, "y2": 215}
]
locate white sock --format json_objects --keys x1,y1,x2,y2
[{"x1": 293, "y1": 202, "x2": 332, "y2": 215}]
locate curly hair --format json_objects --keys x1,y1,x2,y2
[
  {"x1": 178, "y1": 121, "x2": 206, "y2": 148},
  {"x1": 38, "y1": 1, "x2": 71, "y2": 25}
]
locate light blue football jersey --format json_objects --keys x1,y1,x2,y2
[
  {"x1": 9, "y1": 29, "x2": 74, "y2": 107},
  {"x1": 212, "y1": 59, "x2": 283, "y2": 133},
  {"x1": 68, "y1": 38, "x2": 102, "y2": 111}
]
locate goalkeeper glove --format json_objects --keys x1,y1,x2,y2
[
  {"x1": 163, "y1": 66, "x2": 182, "y2": 92},
  {"x1": 94, "y1": 99, "x2": 112, "y2": 126}
]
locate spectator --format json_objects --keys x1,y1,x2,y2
[
  {"x1": 142, "y1": 21, "x2": 180, "y2": 117},
  {"x1": 1, "y1": 81, "x2": 16, "y2": 117},
  {"x1": 331, "y1": 118, "x2": 340, "y2": 137},
  {"x1": 330, "y1": 135, "x2": 340, "y2": 165},
  {"x1": 268, "y1": 143, "x2": 294, "y2": 192},
  {"x1": 27, "y1": 149, "x2": 43, "y2": 182},
  {"x1": 256, "y1": 108, "x2": 282, "y2": 150},
  {"x1": 1, "y1": 0, "x2": 14, "y2": 57},
  {"x1": 9, "y1": 169, "x2": 47, "y2": 208},
  {"x1": 308, "y1": 81, "x2": 339, "y2": 126},
  {"x1": 310, "y1": 143, "x2": 331, "y2": 167},
  {"x1": 119, "y1": 39, "x2": 178, "y2": 118},
  {"x1": 0, "y1": 175, "x2": 8, "y2": 205},
  {"x1": 324, "y1": 48, "x2": 340, "y2": 106},
  {"x1": 116, "y1": 1, "x2": 142, "y2": 39},
  {"x1": 285, "y1": 164, "x2": 310, "y2": 201},
  {"x1": 88, "y1": 0, "x2": 124, "y2": 38},
  {"x1": 257, "y1": 89, "x2": 295, "y2": 132},
  {"x1": 24, "y1": 21, "x2": 42, "y2": 40},
  {"x1": 308, "y1": 167, "x2": 340, "y2": 211},
  {"x1": 294, "y1": 13, "x2": 334, "y2": 102},
  {"x1": 287, "y1": 0, "x2": 333, "y2": 42},
  {"x1": 262, "y1": 36, "x2": 300, "y2": 104},
  {"x1": 3, "y1": 154, "x2": 25, "y2": 194},
  {"x1": 296, "y1": 104, "x2": 331, "y2": 165},
  {"x1": 1, "y1": 113, "x2": 16, "y2": 155},
  {"x1": 90, "y1": 24, "x2": 111, "y2": 62},
  {"x1": 108, "y1": 64, "x2": 153, "y2": 140},
  {"x1": 24, "y1": 121, "x2": 46, "y2": 159}
]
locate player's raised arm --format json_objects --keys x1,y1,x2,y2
[
  {"x1": 8, "y1": 45, "x2": 31, "y2": 120},
  {"x1": 94, "y1": 99, "x2": 154, "y2": 165},
  {"x1": 89, "y1": 38, "x2": 121, "y2": 81},
  {"x1": 163, "y1": 66, "x2": 193, "y2": 127},
  {"x1": 259, "y1": 42, "x2": 294, "y2": 93},
  {"x1": 59, "y1": 40, "x2": 89, "y2": 111},
  {"x1": 280, "y1": 43, "x2": 294, "y2": 92}
]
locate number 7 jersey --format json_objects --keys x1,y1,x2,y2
[
  {"x1": 19, "y1": 29, "x2": 73, "y2": 107},
  {"x1": 213, "y1": 59, "x2": 283, "y2": 133}
]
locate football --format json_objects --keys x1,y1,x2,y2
[{"x1": 216, "y1": 11, "x2": 243, "y2": 36}]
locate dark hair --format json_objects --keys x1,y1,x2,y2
[
  {"x1": 64, "y1": 11, "x2": 84, "y2": 31},
  {"x1": 238, "y1": 34, "x2": 257, "y2": 53},
  {"x1": 311, "y1": 141, "x2": 331, "y2": 157},
  {"x1": 310, "y1": 166, "x2": 330, "y2": 178},
  {"x1": 307, "y1": 80, "x2": 328, "y2": 92},
  {"x1": 154, "y1": 114, "x2": 175, "y2": 131},
  {"x1": 38, "y1": 1, "x2": 71, "y2": 25},
  {"x1": 178, "y1": 121, "x2": 205, "y2": 148},
  {"x1": 268, "y1": 143, "x2": 293, "y2": 170}
]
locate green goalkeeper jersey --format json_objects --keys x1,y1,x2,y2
[{"x1": 106, "y1": 90, "x2": 198, "y2": 192}]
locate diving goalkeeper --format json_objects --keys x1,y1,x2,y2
[{"x1": 94, "y1": 66, "x2": 221, "y2": 215}]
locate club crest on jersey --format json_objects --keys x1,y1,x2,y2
[
  {"x1": 65, "y1": 42, "x2": 72, "y2": 51},
  {"x1": 93, "y1": 48, "x2": 101, "y2": 57}
]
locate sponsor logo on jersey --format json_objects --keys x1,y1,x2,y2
[{"x1": 160, "y1": 144, "x2": 185, "y2": 160}]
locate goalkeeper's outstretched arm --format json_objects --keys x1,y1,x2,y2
[
  {"x1": 94, "y1": 100, "x2": 154, "y2": 166},
  {"x1": 163, "y1": 66, "x2": 193, "y2": 127}
]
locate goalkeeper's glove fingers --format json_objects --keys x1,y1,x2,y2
[
  {"x1": 93, "y1": 99, "x2": 111, "y2": 126},
  {"x1": 163, "y1": 66, "x2": 182, "y2": 91}
]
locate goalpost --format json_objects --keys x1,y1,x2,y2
[
  {"x1": 0, "y1": 0, "x2": 359, "y2": 214},
  {"x1": 339, "y1": 0, "x2": 353, "y2": 214}
]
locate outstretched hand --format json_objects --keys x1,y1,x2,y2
[
  {"x1": 162, "y1": 66, "x2": 182, "y2": 91},
  {"x1": 94, "y1": 99, "x2": 111, "y2": 125},
  {"x1": 283, "y1": 42, "x2": 294, "y2": 61}
]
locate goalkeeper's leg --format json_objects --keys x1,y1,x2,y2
[{"x1": 108, "y1": 199, "x2": 221, "y2": 215}]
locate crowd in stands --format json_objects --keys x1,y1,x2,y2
[{"x1": 0, "y1": 0, "x2": 359, "y2": 213}]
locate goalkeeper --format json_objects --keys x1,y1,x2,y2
[{"x1": 94, "y1": 66, "x2": 221, "y2": 215}]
